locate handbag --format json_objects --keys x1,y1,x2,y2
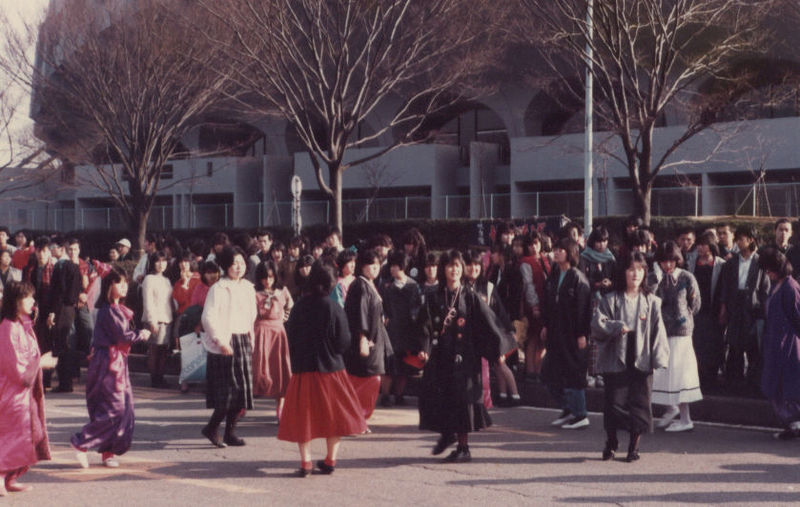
[{"x1": 179, "y1": 332, "x2": 207, "y2": 384}]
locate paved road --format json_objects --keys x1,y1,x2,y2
[{"x1": 12, "y1": 374, "x2": 800, "y2": 506}]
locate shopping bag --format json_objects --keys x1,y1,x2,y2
[{"x1": 179, "y1": 332, "x2": 207, "y2": 384}]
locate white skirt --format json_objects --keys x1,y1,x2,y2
[{"x1": 652, "y1": 335, "x2": 703, "y2": 405}]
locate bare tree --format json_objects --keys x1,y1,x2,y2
[
  {"x1": 199, "y1": 0, "x2": 504, "y2": 233},
  {"x1": 0, "y1": 0, "x2": 231, "y2": 250},
  {"x1": 516, "y1": 0, "x2": 773, "y2": 224}
]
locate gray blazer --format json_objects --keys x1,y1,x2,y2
[{"x1": 591, "y1": 291, "x2": 669, "y2": 374}]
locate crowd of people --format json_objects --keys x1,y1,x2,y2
[{"x1": 1, "y1": 216, "x2": 800, "y2": 489}]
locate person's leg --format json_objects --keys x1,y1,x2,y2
[
  {"x1": 148, "y1": 343, "x2": 160, "y2": 386},
  {"x1": 4, "y1": 467, "x2": 31, "y2": 492},
  {"x1": 297, "y1": 441, "x2": 312, "y2": 476},
  {"x1": 317, "y1": 437, "x2": 341, "y2": 474},
  {"x1": 626, "y1": 433, "x2": 641, "y2": 462},
  {"x1": 202, "y1": 407, "x2": 227, "y2": 447},
  {"x1": 494, "y1": 363, "x2": 509, "y2": 404},
  {"x1": 678, "y1": 402, "x2": 692, "y2": 424},
  {"x1": 392, "y1": 375, "x2": 408, "y2": 403},
  {"x1": 276, "y1": 397, "x2": 284, "y2": 420},
  {"x1": 444, "y1": 432, "x2": 472, "y2": 462},
  {"x1": 224, "y1": 408, "x2": 246, "y2": 445},
  {"x1": 380, "y1": 375, "x2": 393, "y2": 406}
]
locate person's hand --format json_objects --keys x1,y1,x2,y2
[
  {"x1": 140, "y1": 329, "x2": 152, "y2": 340},
  {"x1": 418, "y1": 351, "x2": 429, "y2": 363},
  {"x1": 220, "y1": 344, "x2": 233, "y2": 356},
  {"x1": 577, "y1": 336, "x2": 587, "y2": 350},
  {"x1": 47, "y1": 313, "x2": 55, "y2": 329},
  {"x1": 621, "y1": 326, "x2": 630, "y2": 335}
]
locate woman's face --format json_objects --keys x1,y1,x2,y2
[
  {"x1": 154, "y1": 258, "x2": 168, "y2": 274},
  {"x1": 593, "y1": 239, "x2": 608, "y2": 252},
  {"x1": 17, "y1": 294, "x2": 35, "y2": 317},
  {"x1": 362, "y1": 260, "x2": 381, "y2": 281},
  {"x1": 512, "y1": 242, "x2": 523, "y2": 258},
  {"x1": 530, "y1": 239, "x2": 541, "y2": 256},
  {"x1": 299, "y1": 265, "x2": 312, "y2": 278},
  {"x1": 179, "y1": 260, "x2": 191, "y2": 273},
  {"x1": 696, "y1": 244, "x2": 710, "y2": 259},
  {"x1": 227, "y1": 254, "x2": 246, "y2": 280},
  {"x1": 444, "y1": 261, "x2": 463, "y2": 284},
  {"x1": 464, "y1": 262, "x2": 481, "y2": 282},
  {"x1": 659, "y1": 260, "x2": 676, "y2": 274},
  {"x1": 109, "y1": 278, "x2": 129, "y2": 301},
  {"x1": 424, "y1": 264, "x2": 437, "y2": 282},
  {"x1": 108, "y1": 248, "x2": 119, "y2": 262},
  {"x1": 271, "y1": 250, "x2": 283, "y2": 263},
  {"x1": 261, "y1": 271, "x2": 276, "y2": 290},
  {"x1": 204, "y1": 271, "x2": 220, "y2": 285},
  {"x1": 342, "y1": 260, "x2": 355, "y2": 277},
  {"x1": 625, "y1": 263, "x2": 645, "y2": 291},
  {"x1": 553, "y1": 247, "x2": 567, "y2": 265}
]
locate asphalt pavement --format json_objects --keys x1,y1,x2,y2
[{"x1": 10, "y1": 373, "x2": 800, "y2": 506}]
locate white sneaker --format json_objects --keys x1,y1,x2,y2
[
  {"x1": 665, "y1": 421, "x2": 694, "y2": 432},
  {"x1": 561, "y1": 416, "x2": 590, "y2": 429},
  {"x1": 657, "y1": 407, "x2": 680, "y2": 428},
  {"x1": 103, "y1": 457, "x2": 120, "y2": 468},
  {"x1": 75, "y1": 452, "x2": 89, "y2": 469},
  {"x1": 551, "y1": 411, "x2": 572, "y2": 426}
]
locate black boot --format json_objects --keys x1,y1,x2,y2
[
  {"x1": 625, "y1": 433, "x2": 641, "y2": 462},
  {"x1": 602, "y1": 439, "x2": 618, "y2": 461},
  {"x1": 432, "y1": 433, "x2": 456, "y2": 455},
  {"x1": 223, "y1": 409, "x2": 245, "y2": 446}
]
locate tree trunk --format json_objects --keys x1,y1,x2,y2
[
  {"x1": 132, "y1": 209, "x2": 151, "y2": 260},
  {"x1": 634, "y1": 184, "x2": 652, "y2": 227},
  {"x1": 329, "y1": 165, "x2": 343, "y2": 233}
]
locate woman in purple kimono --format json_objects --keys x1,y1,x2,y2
[
  {"x1": 71, "y1": 267, "x2": 151, "y2": 468},
  {"x1": 758, "y1": 247, "x2": 800, "y2": 440}
]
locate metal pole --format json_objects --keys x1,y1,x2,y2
[
  {"x1": 445, "y1": 195, "x2": 449, "y2": 219},
  {"x1": 536, "y1": 192, "x2": 540, "y2": 217},
  {"x1": 490, "y1": 194, "x2": 494, "y2": 219},
  {"x1": 584, "y1": 0, "x2": 594, "y2": 232},
  {"x1": 752, "y1": 184, "x2": 757, "y2": 216},
  {"x1": 405, "y1": 196, "x2": 408, "y2": 219},
  {"x1": 694, "y1": 187, "x2": 699, "y2": 217}
]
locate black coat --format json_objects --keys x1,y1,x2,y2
[
  {"x1": 541, "y1": 266, "x2": 592, "y2": 389},
  {"x1": 383, "y1": 278, "x2": 423, "y2": 356},
  {"x1": 344, "y1": 277, "x2": 392, "y2": 376},
  {"x1": 286, "y1": 294, "x2": 351, "y2": 374},
  {"x1": 417, "y1": 284, "x2": 504, "y2": 433},
  {"x1": 719, "y1": 252, "x2": 770, "y2": 348}
]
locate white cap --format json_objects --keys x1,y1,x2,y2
[{"x1": 116, "y1": 238, "x2": 132, "y2": 248}]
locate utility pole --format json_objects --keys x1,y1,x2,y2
[{"x1": 584, "y1": 0, "x2": 594, "y2": 235}]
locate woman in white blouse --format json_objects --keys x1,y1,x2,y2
[
  {"x1": 200, "y1": 246, "x2": 257, "y2": 448},
  {"x1": 142, "y1": 251, "x2": 173, "y2": 388}
]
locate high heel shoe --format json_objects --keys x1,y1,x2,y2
[{"x1": 602, "y1": 440, "x2": 617, "y2": 461}]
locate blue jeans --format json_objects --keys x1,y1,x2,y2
[{"x1": 563, "y1": 388, "x2": 587, "y2": 419}]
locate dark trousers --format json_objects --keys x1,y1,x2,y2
[
  {"x1": 603, "y1": 369, "x2": 653, "y2": 434},
  {"x1": 53, "y1": 305, "x2": 78, "y2": 389},
  {"x1": 725, "y1": 334, "x2": 760, "y2": 386}
]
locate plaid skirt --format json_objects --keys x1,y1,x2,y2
[{"x1": 206, "y1": 333, "x2": 254, "y2": 411}]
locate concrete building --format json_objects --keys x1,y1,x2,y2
[{"x1": 6, "y1": 1, "x2": 800, "y2": 233}]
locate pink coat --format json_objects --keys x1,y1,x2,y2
[{"x1": 0, "y1": 317, "x2": 50, "y2": 471}]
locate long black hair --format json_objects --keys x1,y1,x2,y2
[
  {"x1": 98, "y1": 267, "x2": 128, "y2": 308},
  {"x1": 255, "y1": 260, "x2": 283, "y2": 291},
  {"x1": 612, "y1": 251, "x2": 651, "y2": 295}
]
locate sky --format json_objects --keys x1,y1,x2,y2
[{"x1": 1, "y1": 0, "x2": 49, "y2": 160}]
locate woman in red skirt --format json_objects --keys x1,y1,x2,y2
[
  {"x1": 278, "y1": 263, "x2": 366, "y2": 477},
  {"x1": 252, "y1": 260, "x2": 293, "y2": 420}
]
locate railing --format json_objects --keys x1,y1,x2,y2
[{"x1": 4, "y1": 182, "x2": 796, "y2": 231}]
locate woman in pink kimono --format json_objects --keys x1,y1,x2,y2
[{"x1": 0, "y1": 281, "x2": 50, "y2": 496}]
